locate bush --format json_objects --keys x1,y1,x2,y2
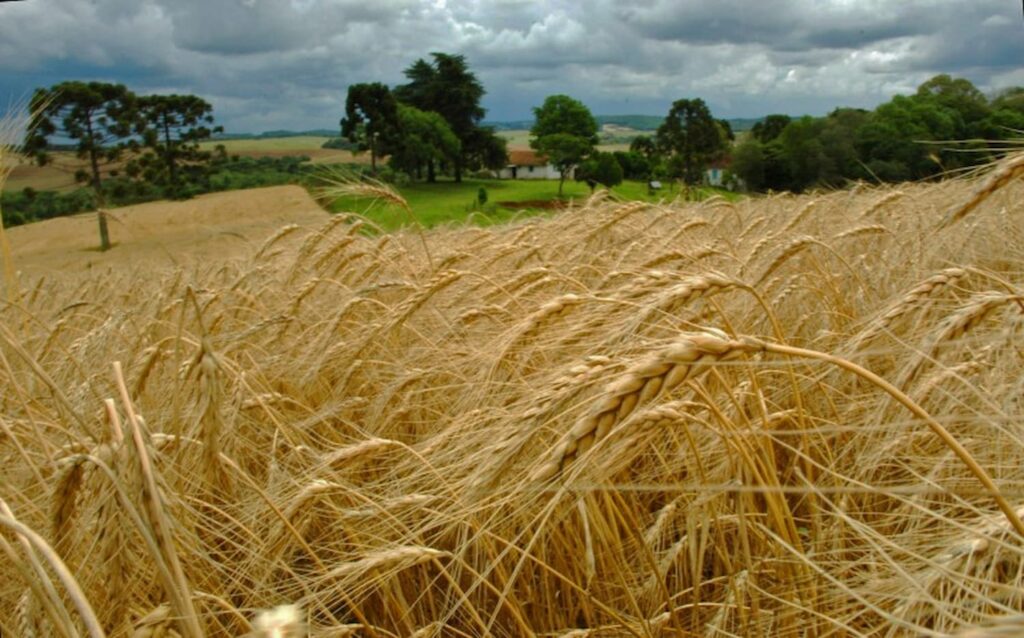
[{"x1": 1, "y1": 188, "x2": 98, "y2": 227}]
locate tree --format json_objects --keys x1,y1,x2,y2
[
  {"x1": 750, "y1": 114, "x2": 791, "y2": 143},
  {"x1": 613, "y1": 150, "x2": 652, "y2": 180},
  {"x1": 134, "y1": 94, "x2": 222, "y2": 197},
  {"x1": 917, "y1": 74, "x2": 989, "y2": 134},
  {"x1": 655, "y1": 98, "x2": 727, "y2": 187},
  {"x1": 385, "y1": 105, "x2": 460, "y2": 181},
  {"x1": 25, "y1": 81, "x2": 138, "y2": 250},
  {"x1": 577, "y1": 151, "x2": 623, "y2": 192},
  {"x1": 817, "y1": 108, "x2": 870, "y2": 184},
  {"x1": 340, "y1": 83, "x2": 399, "y2": 173},
  {"x1": 463, "y1": 126, "x2": 509, "y2": 174},
  {"x1": 394, "y1": 53, "x2": 490, "y2": 182},
  {"x1": 717, "y1": 119, "x2": 735, "y2": 142},
  {"x1": 992, "y1": 87, "x2": 1024, "y2": 114},
  {"x1": 777, "y1": 116, "x2": 831, "y2": 192},
  {"x1": 856, "y1": 94, "x2": 958, "y2": 180},
  {"x1": 530, "y1": 94, "x2": 598, "y2": 196},
  {"x1": 730, "y1": 140, "x2": 766, "y2": 191},
  {"x1": 629, "y1": 135, "x2": 659, "y2": 162}
]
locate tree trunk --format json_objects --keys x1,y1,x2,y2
[
  {"x1": 454, "y1": 157, "x2": 462, "y2": 183},
  {"x1": 427, "y1": 161, "x2": 436, "y2": 183},
  {"x1": 97, "y1": 210, "x2": 111, "y2": 252},
  {"x1": 85, "y1": 114, "x2": 103, "y2": 192},
  {"x1": 558, "y1": 173, "x2": 565, "y2": 197},
  {"x1": 370, "y1": 133, "x2": 377, "y2": 174},
  {"x1": 85, "y1": 113, "x2": 110, "y2": 251},
  {"x1": 163, "y1": 118, "x2": 177, "y2": 192}
]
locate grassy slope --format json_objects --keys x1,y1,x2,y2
[{"x1": 327, "y1": 178, "x2": 734, "y2": 230}]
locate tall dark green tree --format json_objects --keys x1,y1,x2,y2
[
  {"x1": 25, "y1": 81, "x2": 138, "y2": 250},
  {"x1": 134, "y1": 94, "x2": 222, "y2": 197},
  {"x1": 394, "y1": 53, "x2": 493, "y2": 182},
  {"x1": 530, "y1": 94, "x2": 598, "y2": 196},
  {"x1": 340, "y1": 82, "x2": 399, "y2": 173},
  {"x1": 463, "y1": 126, "x2": 509, "y2": 174},
  {"x1": 655, "y1": 98, "x2": 727, "y2": 186}
]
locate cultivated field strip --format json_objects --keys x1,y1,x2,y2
[{"x1": 1, "y1": 159, "x2": 1023, "y2": 637}]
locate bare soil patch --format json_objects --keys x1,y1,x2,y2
[{"x1": 496, "y1": 198, "x2": 569, "y2": 210}]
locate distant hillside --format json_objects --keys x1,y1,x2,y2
[
  {"x1": 595, "y1": 115, "x2": 663, "y2": 130},
  {"x1": 482, "y1": 120, "x2": 534, "y2": 131},
  {"x1": 219, "y1": 116, "x2": 764, "y2": 140},
  {"x1": 213, "y1": 129, "x2": 337, "y2": 140},
  {"x1": 725, "y1": 118, "x2": 762, "y2": 133}
]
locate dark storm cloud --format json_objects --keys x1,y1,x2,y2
[
  {"x1": 2, "y1": 0, "x2": 1023, "y2": 132},
  {"x1": 159, "y1": 0, "x2": 419, "y2": 56},
  {"x1": 619, "y1": 1, "x2": 944, "y2": 50}
]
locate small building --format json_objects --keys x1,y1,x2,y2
[
  {"x1": 498, "y1": 149, "x2": 565, "y2": 180},
  {"x1": 705, "y1": 158, "x2": 731, "y2": 187}
]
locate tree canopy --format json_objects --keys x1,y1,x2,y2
[
  {"x1": 393, "y1": 53, "x2": 496, "y2": 182},
  {"x1": 133, "y1": 94, "x2": 222, "y2": 197},
  {"x1": 530, "y1": 94, "x2": 598, "y2": 196},
  {"x1": 731, "y1": 74, "x2": 1024, "y2": 193},
  {"x1": 655, "y1": 98, "x2": 727, "y2": 186},
  {"x1": 341, "y1": 82, "x2": 399, "y2": 172},
  {"x1": 25, "y1": 81, "x2": 137, "y2": 193},
  {"x1": 577, "y1": 151, "x2": 623, "y2": 192},
  {"x1": 751, "y1": 114, "x2": 792, "y2": 143},
  {"x1": 385, "y1": 105, "x2": 461, "y2": 181}
]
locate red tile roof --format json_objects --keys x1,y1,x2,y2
[{"x1": 507, "y1": 149, "x2": 548, "y2": 167}]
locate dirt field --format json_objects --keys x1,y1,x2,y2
[{"x1": 4, "y1": 185, "x2": 327, "y2": 273}]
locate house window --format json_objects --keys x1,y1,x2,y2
[{"x1": 528, "y1": 166, "x2": 534, "y2": 173}]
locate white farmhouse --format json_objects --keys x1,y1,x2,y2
[{"x1": 498, "y1": 149, "x2": 566, "y2": 180}]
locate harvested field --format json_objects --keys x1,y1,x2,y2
[
  {"x1": 4, "y1": 185, "x2": 328, "y2": 273},
  {"x1": 1, "y1": 157, "x2": 1024, "y2": 637}
]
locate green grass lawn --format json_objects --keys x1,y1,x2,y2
[{"x1": 325, "y1": 177, "x2": 738, "y2": 230}]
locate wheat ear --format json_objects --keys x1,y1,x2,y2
[
  {"x1": 851, "y1": 267, "x2": 967, "y2": 350},
  {"x1": 941, "y1": 152, "x2": 1024, "y2": 229},
  {"x1": 533, "y1": 331, "x2": 756, "y2": 481}
]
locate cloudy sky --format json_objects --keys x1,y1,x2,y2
[{"x1": 1, "y1": 0, "x2": 1022, "y2": 133}]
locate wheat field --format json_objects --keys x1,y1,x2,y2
[{"x1": 1, "y1": 157, "x2": 1023, "y2": 637}]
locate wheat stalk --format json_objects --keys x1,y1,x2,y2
[{"x1": 941, "y1": 152, "x2": 1024, "y2": 229}]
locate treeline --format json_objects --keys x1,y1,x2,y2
[
  {"x1": 730, "y1": 75, "x2": 1024, "y2": 192},
  {"x1": 341, "y1": 53, "x2": 507, "y2": 182}
]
